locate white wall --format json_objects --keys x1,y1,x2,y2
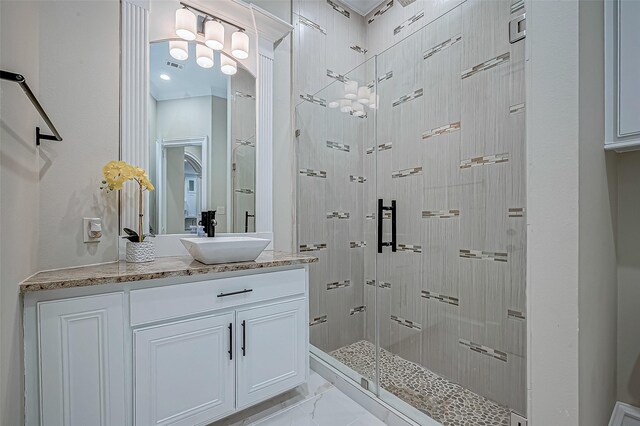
[
  {"x1": 528, "y1": 0, "x2": 618, "y2": 424},
  {"x1": 617, "y1": 152, "x2": 640, "y2": 407},
  {"x1": 577, "y1": 0, "x2": 618, "y2": 424},
  {"x1": 0, "y1": 3, "x2": 40, "y2": 424},
  {"x1": 0, "y1": 1, "x2": 121, "y2": 424},
  {"x1": 36, "y1": 0, "x2": 120, "y2": 271}
]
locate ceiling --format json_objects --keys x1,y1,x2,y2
[
  {"x1": 340, "y1": 0, "x2": 385, "y2": 16},
  {"x1": 150, "y1": 42, "x2": 229, "y2": 102}
]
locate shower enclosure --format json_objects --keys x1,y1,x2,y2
[{"x1": 296, "y1": 0, "x2": 526, "y2": 424}]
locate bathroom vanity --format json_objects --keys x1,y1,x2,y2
[{"x1": 21, "y1": 252, "x2": 316, "y2": 426}]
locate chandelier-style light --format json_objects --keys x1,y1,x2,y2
[
  {"x1": 357, "y1": 86, "x2": 371, "y2": 104},
  {"x1": 174, "y1": 3, "x2": 249, "y2": 74},
  {"x1": 344, "y1": 81, "x2": 358, "y2": 100}
]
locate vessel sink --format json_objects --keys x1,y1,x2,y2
[{"x1": 180, "y1": 236, "x2": 271, "y2": 264}]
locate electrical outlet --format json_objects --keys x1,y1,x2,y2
[
  {"x1": 83, "y1": 217, "x2": 102, "y2": 243},
  {"x1": 511, "y1": 412, "x2": 527, "y2": 426}
]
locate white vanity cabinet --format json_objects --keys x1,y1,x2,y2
[
  {"x1": 25, "y1": 266, "x2": 310, "y2": 426},
  {"x1": 605, "y1": 0, "x2": 640, "y2": 151},
  {"x1": 37, "y1": 293, "x2": 127, "y2": 426}
]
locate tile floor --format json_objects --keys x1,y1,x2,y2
[
  {"x1": 331, "y1": 340, "x2": 512, "y2": 426},
  {"x1": 211, "y1": 371, "x2": 387, "y2": 426}
]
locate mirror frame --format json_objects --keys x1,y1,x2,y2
[{"x1": 119, "y1": 0, "x2": 292, "y2": 258}]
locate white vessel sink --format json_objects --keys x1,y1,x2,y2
[{"x1": 180, "y1": 236, "x2": 271, "y2": 264}]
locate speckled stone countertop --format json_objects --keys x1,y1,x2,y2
[{"x1": 20, "y1": 251, "x2": 318, "y2": 293}]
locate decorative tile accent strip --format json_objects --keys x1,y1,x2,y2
[
  {"x1": 366, "y1": 79, "x2": 375, "y2": 89},
  {"x1": 327, "y1": 69, "x2": 348, "y2": 83},
  {"x1": 421, "y1": 290, "x2": 459, "y2": 306},
  {"x1": 392, "y1": 167, "x2": 422, "y2": 178},
  {"x1": 350, "y1": 45, "x2": 368, "y2": 54},
  {"x1": 398, "y1": 244, "x2": 422, "y2": 253},
  {"x1": 234, "y1": 188, "x2": 254, "y2": 194},
  {"x1": 508, "y1": 207, "x2": 525, "y2": 217},
  {"x1": 392, "y1": 88, "x2": 423, "y2": 107},
  {"x1": 382, "y1": 210, "x2": 392, "y2": 219},
  {"x1": 508, "y1": 309, "x2": 526, "y2": 320},
  {"x1": 393, "y1": 11, "x2": 424, "y2": 36},
  {"x1": 235, "y1": 91, "x2": 256, "y2": 100},
  {"x1": 309, "y1": 315, "x2": 328, "y2": 326},
  {"x1": 379, "y1": 281, "x2": 391, "y2": 289},
  {"x1": 422, "y1": 122, "x2": 461, "y2": 140},
  {"x1": 365, "y1": 279, "x2": 376, "y2": 287},
  {"x1": 299, "y1": 15, "x2": 326, "y2": 35},
  {"x1": 326, "y1": 140, "x2": 350, "y2": 152},
  {"x1": 299, "y1": 168, "x2": 327, "y2": 178},
  {"x1": 459, "y1": 153, "x2": 509, "y2": 169},
  {"x1": 350, "y1": 305, "x2": 366, "y2": 315},
  {"x1": 368, "y1": 0, "x2": 393, "y2": 24},
  {"x1": 511, "y1": 0, "x2": 525, "y2": 13},
  {"x1": 327, "y1": 0, "x2": 350, "y2": 18},
  {"x1": 350, "y1": 241, "x2": 366, "y2": 248},
  {"x1": 365, "y1": 213, "x2": 375, "y2": 220},
  {"x1": 461, "y1": 52, "x2": 510, "y2": 79},
  {"x1": 300, "y1": 93, "x2": 327, "y2": 107},
  {"x1": 378, "y1": 142, "x2": 392, "y2": 151},
  {"x1": 391, "y1": 314, "x2": 422, "y2": 330},
  {"x1": 299, "y1": 243, "x2": 327, "y2": 252},
  {"x1": 326, "y1": 211, "x2": 350, "y2": 219},
  {"x1": 378, "y1": 71, "x2": 393, "y2": 83},
  {"x1": 350, "y1": 175, "x2": 366, "y2": 183},
  {"x1": 422, "y1": 209, "x2": 460, "y2": 219},
  {"x1": 423, "y1": 34, "x2": 462, "y2": 60},
  {"x1": 459, "y1": 249, "x2": 508, "y2": 262},
  {"x1": 366, "y1": 146, "x2": 375, "y2": 154},
  {"x1": 510, "y1": 102, "x2": 525, "y2": 114},
  {"x1": 459, "y1": 339, "x2": 508, "y2": 362},
  {"x1": 235, "y1": 138, "x2": 255, "y2": 147},
  {"x1": 327, "y1": 279, "x2": 351, "y2": 290}
]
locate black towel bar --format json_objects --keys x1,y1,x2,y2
[{"x1": 1, "y1": 70, "x2": 62, "y2": 146}]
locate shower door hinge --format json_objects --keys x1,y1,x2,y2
[
  {"x1": 360, "y1": 378, "x2": 369, "y2": 390},
  {"x1": 510, "y1": 412, "x2": 527, "y2": 426},
  {"x1": 509, "y1": 13, "x2": 526, "y2": 43}
]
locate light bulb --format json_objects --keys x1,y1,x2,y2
[
  {"x1": 196, "y1": 44, "x2": 214, "y2": 68},
  {"x1": 339, "y1": 99, "x2": 352, "y2": 113},
  {"x1": 352, "y1": 101, "x2": 365, "y2": 116},
  {"x1": 328, "y1": 100, "x2": 339, "y2": 108},
  {"x1": 175, "y1": 8, "x2": 197, "y2": 41},
  {"x1": 220, "y1": 54, "x2": 237, "y2": 75},
  {"x1": 231, "y1": 31, "x2": 249, "y2": 59},
  {"x1": 169, "y1": 40, "x2": 188, "y2": 60},
  {"x1": 344, "y1": 81, "x2": 358, "y2": 100},
  {"x1": 357, "y1": 86, "x2": 371, "y2": 104},
  {"x1": 205, "y1": 20, "x2": 224, "y2": 50}
]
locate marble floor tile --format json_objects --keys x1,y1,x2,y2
[{"x1": 331, "y1": 340, "x2": 511, "y2": 426}]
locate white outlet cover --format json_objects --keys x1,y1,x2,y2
[{"x1": 83, "y1": 217, "x2": 102, "y2": 243}]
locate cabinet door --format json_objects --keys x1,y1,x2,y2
[
  {"x1": 236, "y1": 298, "x2": 307, "y2": 408},
  {"x1": 38, "y1": 293, "x2": 126, "y2": 426},
  {"x1": 134, "y1": 312, "x2": 235, "y2": 426},
  {"x1": 619, "y1": 0, "x2": 640, "y2": 137}
]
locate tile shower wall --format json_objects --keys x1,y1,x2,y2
[{"x1": 296, "y1": 0, "x2": 526, "y2": 416}]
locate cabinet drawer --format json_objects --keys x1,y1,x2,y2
[{"x1": 130, "y1": 268, "x2": 306, "y2": 326}]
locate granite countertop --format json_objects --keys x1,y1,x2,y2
[{"x1": 20, "y1": 251, "x2": 318, "y2": 293}]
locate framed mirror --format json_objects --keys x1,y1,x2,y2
[
  {"x1": 148, "y1": 40, "x2": 256, "y2": 235},
  {"x1": 119, "y1": 0, "x2": 292, "y2": 257}
]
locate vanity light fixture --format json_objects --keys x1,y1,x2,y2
[
  {"x1": 352, "y1": 101, "x2": 365, "y2": 117},
  {"x1": 231, "y1": 31, "x2": 250, "y2": 59},
  {"x1": 357, "y1": 86, "x2": 371, "y2": 104},
  {"x1": 339, "y1": 99, "x2": 353, "y2": 113},
  {"x1": 220, "y1": 54, "x2": 237, "y2": 75},
  {"x1": 204, "y1": 19, "x2": 225, "y2": 50},
  {"x1": 344, "y1": 81, "x2": 358, "y2": 100},
  {"x1": 160, "y1": 73, "x2": 171, "y2": 81},
  {"x1": 328, "y1": 100, "x2": 340, "y2": 108},
  {"x1": 169, "y1": 40, "x2": 189, "y2": 60},
  {"x1": 196, "y1": 44, "x2": 214, "y2": 68},
  {"x1": 175, "y1": 7, "x2": 197, "y2": 41}
]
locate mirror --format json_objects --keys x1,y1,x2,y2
[{"x1": 148, "y1": 40, "x2": 256, "y2": 235}]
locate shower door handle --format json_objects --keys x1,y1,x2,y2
[{"x1": 378, "y1": 199, "x2": 397, "y2": 253}]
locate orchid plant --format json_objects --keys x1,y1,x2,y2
[{"x1": 101, "y1": 160, "x2": 155, "y2": 242}]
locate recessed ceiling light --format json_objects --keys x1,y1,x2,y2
[{"x1": 160, "y1": 74, "x2": 171, "y2": 81}]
